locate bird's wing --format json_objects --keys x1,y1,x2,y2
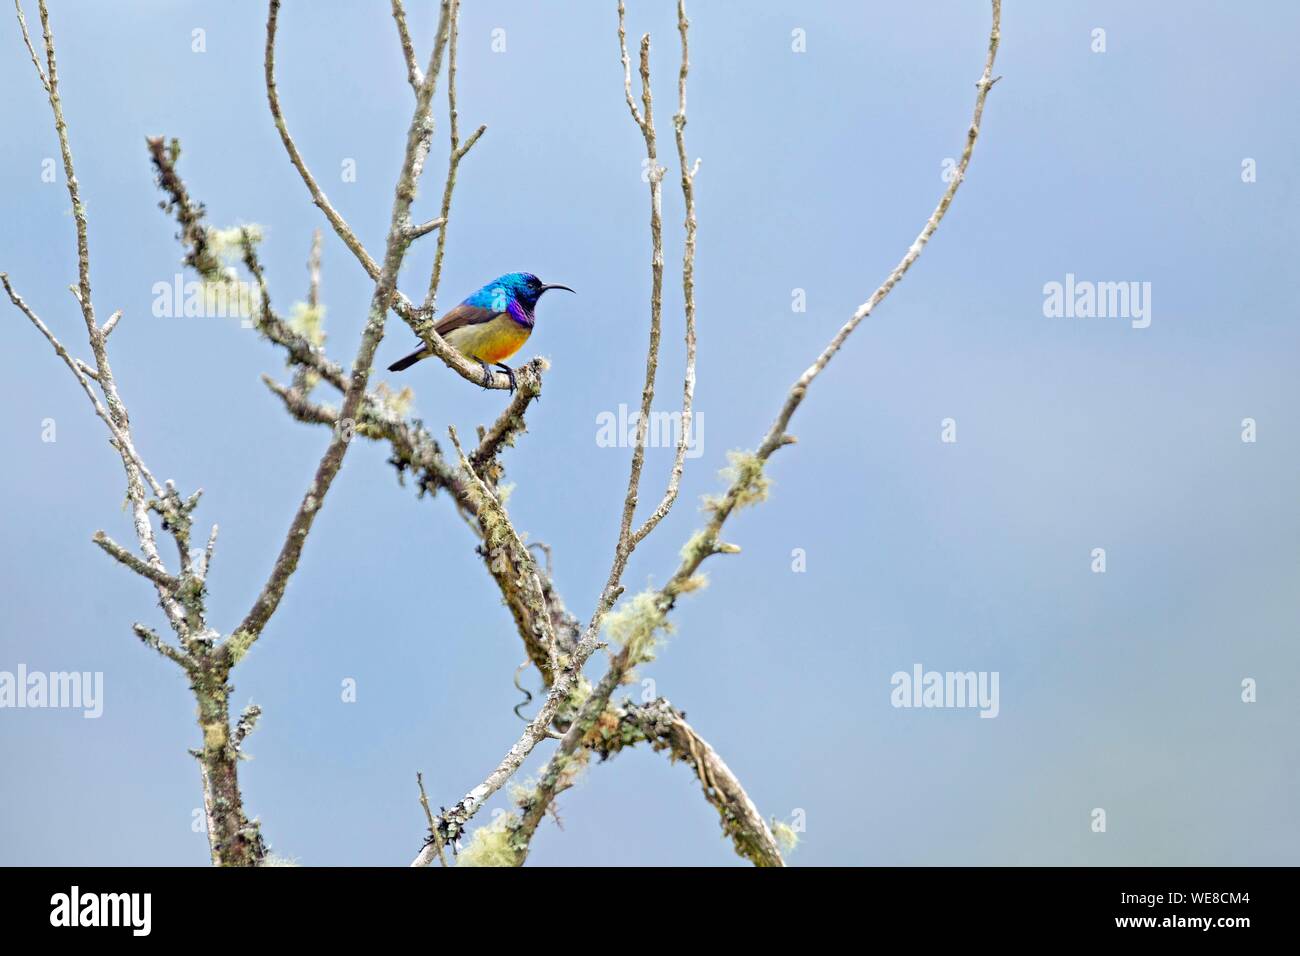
[{"x1": 435, "y1": 302, "x2": 500, "y2": 335}]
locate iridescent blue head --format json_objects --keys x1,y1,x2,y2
[{"x1": 466, "y1": 272, "x2": 575, "y2": 315}]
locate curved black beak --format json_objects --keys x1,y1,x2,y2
[{"x1": 539, "y1": 283, "x2": 575, "y2": 295}]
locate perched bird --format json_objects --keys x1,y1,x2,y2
[{"x1": 387, "y1": 272, "x2": 574, "y2": 392}]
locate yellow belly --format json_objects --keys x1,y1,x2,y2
[{"x1": 445, "y1": 315, "x2": 532, "y2": 365}]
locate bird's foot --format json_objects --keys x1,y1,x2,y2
[
  {"x1": 495, "y1": 363, "x2": 517, "y2": 395},
  {"x1": 478, "y1": 361, "x2": 494, "y2": 390}
]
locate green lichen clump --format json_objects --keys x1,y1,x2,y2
[
  {"x1": 581, "y1": 706, "x2": 645, "y2": 757},
  {"x1": 772, "y1": 819, "x2": 801, "y2": 853},
  {"x1": 457, "y1": 813, "x2": 525, "y2": 867},
  {"x1": 372, "y1": 381, "x2": 414, "y2": 419},
  {"x1": 225, "y1": 628, "x2": 255, "y2": 666},
  {"x1": 679, "y1": 529, "x2": 710, "y2": 563},
  {"x1": 183, "y1": 225, "x2": 265, "y2": 320},
  {"x1": 603, "y1": 589, "x2": 673, "y2": 665},
  {"x1": 704, "y1": 450, "x2": 771, "y2": 514},
  {"x1": 288, "y1": 301, "x2": 326, "y2": 347},
  {"x1": 209, "y1": 224, "x2": 264, "y2": 262}
]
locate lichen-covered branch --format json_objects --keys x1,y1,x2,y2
[
  {"x1": 481, "y1": 0, "x2": 1002, "y2": 867},
  {"x1": 604, "y1": 698, "x2": 784, "y2": 865},
  {"x1": 747, "y1": 3, "x2": 1002, "y2": 466},
  {"x1": 410, "y1": 0, "x2": 709, "y2": 866},
  {"x1": 499, "y1": 696, "x2": 783, "y2": 867},
  {"x1": 656, "y1": 0, "x2": 1001, "y2": 613},
  {"x1": 146, "y1": 137, "x2": 351, "y2": 397},
  {"x1": 8, "y1": 0, "x2": 267, "y2": 867},
  {"x1": 447, "y1": 425, "x2": 559, "y2": 682},
  {"x1": 262, "y1": 359, "x2": 579, "y2": 673},
  {"x1": 469, "y1": 363, "x2": 546, "y2": 481}
]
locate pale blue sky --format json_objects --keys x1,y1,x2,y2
[{"x1": 2, "y1": 1, "x2": 1297, "y2": 865}]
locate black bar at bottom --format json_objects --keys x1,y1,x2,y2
[{"x1": 3, "y1": 865, "x2": 1278, "y2": 940}]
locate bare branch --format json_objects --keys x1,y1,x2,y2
[
  {"x1": 1, "y1": 275, "x2": 164, "y2": 500},
  {"x1": 132, "y1": 623, "x2": 190, "y2": 669},
  {"x1": 617, "y1": 1, "x2": 645, "y2": 129},
  {"x1": 92, "y1": 531, "x2": 180, "y2": 591},
  {"x1": 266, "y1": 0, "x2": 384, "y2": 288},
  {"x1": 630, "y1": 0, "x2": 698, "y2": 546},
  {"x1": 32, "y1": 0, "x2": 94, "y2": 329},
  {"x1": 610, "y1": 6, "x2": 666, "y2": 565},
  {"x1": 12, "y1": 0, "x2": 49, "y2": 92},
  {"x1": 306, "y1": 228, "x2": 321, "y2": 308},
  {"x1": 405, "y1": 216, "x2": 446, "y2": 241},
  {"x1": 99, "y1": 309, "x2": 122, "y2": 337},
  {"x1": 232, "y1": 0, "x2": 458, "y2": 662},
  {"x1": 422, "y1": 0, "x2": 487, "y2": 311},
  {"x1": 197, "y1": 523, "x2": 219, "y2": 583},
  {"x1": 750, "y1": 3, "x2": 1003, "y2": 464},
  {"x1": 391, "y1": 0, "x2": 424, "y2": 91},
  {"x1": 266, "y1": 0, "x2": 509, "y2": 391}
]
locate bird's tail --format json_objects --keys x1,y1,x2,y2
[{"x1": 387, "y1": 347, "x2": 431, "y2": 373}]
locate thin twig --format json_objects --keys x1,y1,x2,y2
[
  {"x1": 416, "y1": 772, "x2": 448, "y2": 866},
  {"x1": 266, "y1": 0, "x2": 384, "y2": 288},
  {"x1": 1, "y1": 276, "x2": 164, "y2": 502},
  {"x1": 197, "y1": 523, "x2": 219, "y2": 582},
  {"x1": 405, "y1": 216, "x2": 446, "y2": 240},
  {"x1": 631, "y1": 0, "x2": 698, "y2": 546},
  {"x1": 422, "y1": 0, "x2": 487, "y2": 311},
  {"x1": 100, "y1": 309, "x2": 122, "y2": 337},
  {"x1": 306, "y1": 228, "x2": 321, "y2": 309},
  {"x1": 92, "y1": 531, "x2": 180, "y2": 591},
  {"x1": 12, "y1": 0, "x2": 49, "y2": 92},
  {"x1": 610, "y1": 2, "x2": 666, "y2": 564},
  {"x1": 391, "y1": 0, "x2": 424, "y2": 91},
  {"x1": 233, "y1": 704, "x2": 262, "y2": 752},
  {"x1": 132, "y1": 623, "x2": 190, "y2": 669}
]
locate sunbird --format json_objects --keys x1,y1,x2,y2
[{"x1": 387, "y1": 272, "x2": 574, "y2": 392}]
